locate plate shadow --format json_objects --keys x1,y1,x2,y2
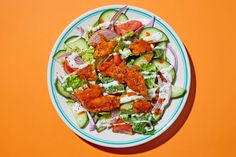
[{"x1": 76, "y1": 46, "x2": 196, "y2": 154}]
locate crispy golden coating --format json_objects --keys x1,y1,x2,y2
[
  {"x1": 86, "y1": 95, "x2": 120, "y2": 112},
  {"x1": 98, "y1": 62, "x2": 147, "y2": 96},
  {"x1": 75, "y1": 85, "x2": 103, "y2": 104},
  {"x1": 75, "y1": 85, "x2": 120, "y2": 112},
  {"x1": 77, "y1": 65, "x2": 97, "y2": 81},
  {"x1": 91, "y1": 34, "x2": 117, "y2": 59},
  {"x1": 133, "y1": 99, "x2": 152, "y2": 113},
  {"x1": 129, "y1": 39, "x2": 152, "y2": 56}
]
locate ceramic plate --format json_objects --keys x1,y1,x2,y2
[{"x1": 47, "y1": 5, "x2": 191, "y2": 148}]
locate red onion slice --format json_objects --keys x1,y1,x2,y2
[
  {"x1": 108, "y1": 5, "x2": 128, "y2": 30},
  {"x1": 87, "y1": 111, "x2": 97, "y2": 131},
  {"x1": 167, "y1": 44, "x2": 178, "y2": 72},
  {"x1": 134, "y1": 25, "x2": 145, "y2": 35},
  {"x1": 74, "y1": 55, "x2": 83, "y2": 65},
  {"x1": 88, "y1": 29, "x2": 117, "y2": 44},
  {"x1": 134, "y1": 16, "x2": 156, "y2": 35},
  {"x1": 146, "y1": 16, "x2": 156, "y2": 27},
  {"x1": 76, "y1": 26, "x2": 85, "y2": 37}
]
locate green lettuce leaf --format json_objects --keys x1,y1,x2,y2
[
  {"x1": 98, "y1": 73, "x2": 115, "y2": 84},
  {"x1": 126, "y1": 59, "x2": 135, "y2": 67},
  {"x1": 120, "y1": 113, "x2": 157, "y2": 135},
  {"x1": 145, "y1": 78, "x2": 158, "y2": 89},
  {"x1": 81, "y1": 49, "x2": 94, "y2": 63},
  {"x1": 105, "y1": 85, "x2": 125, "y2": 93},
  {"x1": 62, "y1": 74, "x2": 84, "y2": 93},
  {"x1": 140, "y1": 63, "x2": 156, "y2": 72},
  {"x1": 153, "y1": 48, "x2": 167, "y2": 60}
]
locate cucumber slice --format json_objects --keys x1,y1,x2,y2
[
  {"x1": 55, "y1": 78, "x2": 70, "y2": 98},
  {"x1": 64, "y1": 36, "x2": 88, "y2": 51},
  {"x1": 152, "y1": 59, "x2": 176, "y2": 83},
  {"x1": 133, "y1": 53, "x2": 153, "y2": 66},
  {"x1": 120, "y1": 102, "x2": 133, "y2": 111},
  {"x1": 53, "y1": 50, "x2": 67, "y2": 63},
  {"x1": 95, "y1": 114, "x2": 111, "y2": 132},
  {"x1": 153, "y1": 42, "x2": 167, "y2": 59},
  {"x1": 139, "y1": 27, "x2": 168, "y2": 42},
  {"x1": 98, "y1": 9, "x2": 128, "y2": 23},
  {"x1": 75, "y1": 111, "x2": 88, "y2": 128},
  {"x1": 171, "y1": 85, "x2": 186, "y2": 98}
]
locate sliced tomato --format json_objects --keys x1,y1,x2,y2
[
  {"x1": 113, "y1": 54, "x2": 122, "y2": 65},
  {"x1": 112, "y1": 118, "x2": 132, "y2": 135},
  {"x1": 63, "y1": 60, "x2": 77, "y2": 74},
  {"x1": 114, "y1": 20, "x2": 142, "y2": 35}
]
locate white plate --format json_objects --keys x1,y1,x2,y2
[{"x1": 47, "y1": 5, "x2": 191, "y2": 148}]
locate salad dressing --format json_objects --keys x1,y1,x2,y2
[
  {"x1": 119, "y1": 49, "x2": 131, "y2": 58},
  {"x1": 72, "y1": 102, "x2": 86, "y2": 113},
  {"x1": 143, "y1": 32, "x2": 162, "y2": 42},
  {"x1": 123, "y1": 40, "x2": 131, "y2": 45},
  {"x1": 89, "y1": 22, "x2": 110, "y2": 32},
  {"x1": 144, "y1": 74, "x2": 157, "y2": 79},
  {"x1": 160, "y1": 65, "x2": 174, "y2": 82},
  {"x1": 100, "y1": 81, "x2": 119, "y2": 88},
  {"x1": 120, "y1": 95, "x2": 143, "y2": 104}
]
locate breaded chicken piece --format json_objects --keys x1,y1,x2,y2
[
  {"x1": 91, "y1": 34, "x2": 117, "y2": 59},
  {"x1": 98, "y1": 62, "x2": 147, "y2": 96},
  {"x1": 129, "y1": 39, "x2": 152, "y2": 56},
  {"x1": 77, "y1": 65, "x2": 98, "y2": 81}
]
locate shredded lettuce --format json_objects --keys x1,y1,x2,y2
[
  {"x1": 153, "y1": 48, "x2": 167, "y2": 60},
  {"x1": 98, "y1": 73, "x2": 115, "y2": 83},
  {"x1": 127, "y1": 59, "x2": 135, "y2": 67},
  {"x1": 122, "y1": 31, "x2": 134, "y2": 40},
  {"x1": 106, "y1": 85, "x2": 125, "y2": 93},
  {"x1": 98, "y1": 73, "x2": 125, "y2": 93},
  {"x1": 132, "y1": 121, "x2": 155, "y2": 135},
  {"x1": 62, "y1": 74, "x2": 84, "y2": 93},
  {"x1": 114, "y1": 32, "x2": 134, "y2": 52},
  {"x1": 81, "y1": 49, "x2": 94, "y2": 63},
  {"x1": 145, "y1": 78, "x2": 158, "y2": 89},
  {"x1": 140, "y1": 63, "x2": 156, "y2": 72},
  {"x1": 120, "y1": 113, "x2": 159, "y2": 135},
  {"x1": 114, "y1": 40, "x2": 125, "y2": 52},
  {"x1": 114, "y1": 31, "x2": 134, "y2": 41}
]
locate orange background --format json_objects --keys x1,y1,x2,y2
[{"x1": 1, "y1": 0, "x2": 236, "y2": 156}]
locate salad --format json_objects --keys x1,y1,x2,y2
[{"x1": 53, "y1": 5, "x2": 186, "y2": 135}]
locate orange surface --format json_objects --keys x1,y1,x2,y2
[{"x1": 1, "y1": 0, "x2": 236, "y2": 156}]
